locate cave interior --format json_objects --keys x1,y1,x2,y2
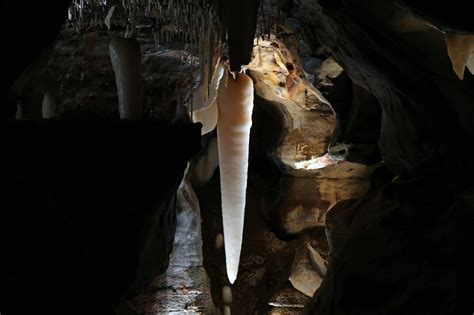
[{"x1": 1, "y1": 0, "x2": 471, "y2": 314}]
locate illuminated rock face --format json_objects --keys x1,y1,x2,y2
[
  {"x1": 249, "y1": 38, "x2": 336, "y2": 173},
  {"x1": 217, "y1": 72, "x2": 254, "y2": 284},
  {"x1": 275, "y1": 175, "x2": 371, "y2": 236}
]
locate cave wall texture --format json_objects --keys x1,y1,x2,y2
[{"x1": 281, "y1": 0, "x2": 472, "y2": 314}]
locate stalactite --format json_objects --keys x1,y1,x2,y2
[
  {"x1": 153, "y1": 28, "x2": 160, "y2": 50},
  {"x1": 104, "y1": 5, "x2": 115, "y2": 30},
  {"x1": 67, "y1": 1, "x2": 253, "y2": 284},
  {"x1": 467, "y1": 54, "x2": 474, "y2": 75},
  {"x1": 216, "y1": 72, "x2": 254, "y2": 284},
  {"x1": 109, "y1": 37, "x2": 143, "y2": 119},
  {"x1": 444, "y1": 33, "x2": 474, "y2": 80},
  {"x1": 192, "y1": 58, "x2": 224, "y2": 118},
  {"x1": 42, "y1": 91, "x2": 57, "y2": 119}
]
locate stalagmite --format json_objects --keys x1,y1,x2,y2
[
  {"x1": 444, "y1": 33, "x2": 474, "y2": 80},
  {"x1": 215, "y1": 233, "x2": 224, "y2": 250},
  {"x1": 222, "y1": 285, "x2": 233, "y2": 304},
  {"x1": 109, "y1": 37, "x2": 143, "y2": 119},
  {"x1": 467, "y1": 53, "x2": 474, "y2": 75},
  {"x1": 42, "y1": 91, "x2": 57, "y2": 119},
  {"x1": 223, "y1": 305, "x2": 231, "y2": 315},
  {"x1": 104, "y1": 5, "x2": 116, "y2": 30},
  {"x1": 217, "y1": 72, "x2": 254, "y2": 284}
]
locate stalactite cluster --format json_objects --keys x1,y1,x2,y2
[
  {"x1": 67, "y1": 0, "x2": 220, "y2": 45},
  {"x1": 67, "y1": 0, "x2": 110, "y2": 30},
  {"x1": 256, "y1": 0, "x2": 286, "y2": 41},
  {"x1": 66, "y1": 0, "x2": 284, "y2": 111},
  {"x1": 67, "y1": 0, "x2": 225, "y2": 119}
]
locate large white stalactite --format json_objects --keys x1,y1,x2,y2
[{"x1": 217, "y1": 72, "x2": 254, "y2": 284}]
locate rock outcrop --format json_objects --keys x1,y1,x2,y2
[
  {"x1": 250, "y1": 37, "x2": 375, "y2": 237},
  {"x1": 122, "y1": 177, "x2": 214, "y2": 314},
  {"x1": 310, "y1": 178, "x2": 458, "y2": 314}
]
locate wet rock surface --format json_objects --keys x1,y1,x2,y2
[
  {"x1": 123, "y1": 266, "x2": 212, "y2": 314},
  {"x1": 289, "y1": 0, "x2": 474, "y2": 178}
]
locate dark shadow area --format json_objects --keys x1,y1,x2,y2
[{"x1": 0, "y1": 120, "x2": 201, "y2": 315}]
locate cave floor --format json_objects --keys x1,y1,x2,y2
[{"x1": 196, "y1": 173, "x2": 329, "y2": 314}]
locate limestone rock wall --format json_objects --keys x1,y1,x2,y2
[{"x1": 279, "y1": 0, "x2": 472, "y2": 313}]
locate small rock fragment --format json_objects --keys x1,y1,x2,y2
[{"x1": 289, "y1": 243, "x2": 326, "y2": 297}]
